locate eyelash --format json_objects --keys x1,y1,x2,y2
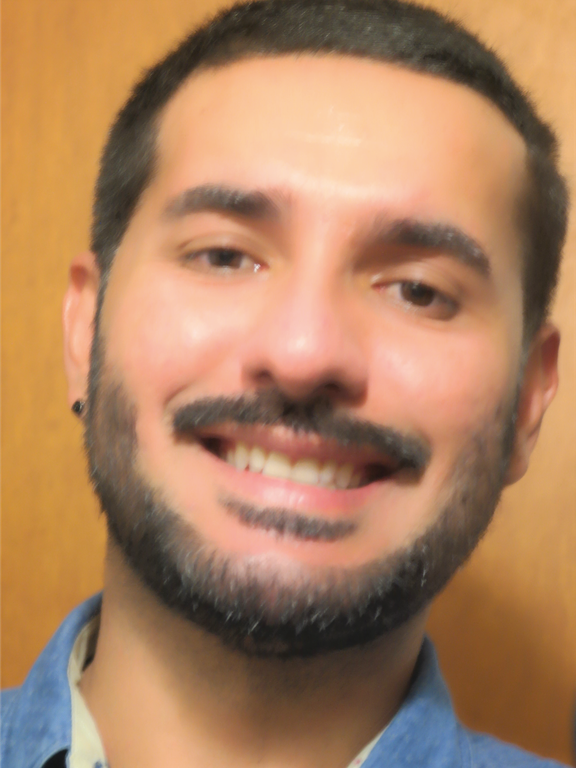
[
  {"x1": 368, "y1": 273, "x2": 459, "y2": 321},
  {"x1": 184, "y1": 247, "x2": 262, "y2": 273},
  {"x1": 184, "y1": 248, "x2": 459, "y2": 319},
  {"x1": 392, "y1": 280, "x2": 458, "y2": 318}
]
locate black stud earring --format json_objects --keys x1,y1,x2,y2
[{"x1": 72, "y1": 399, "x2": 85, "y2": 416}]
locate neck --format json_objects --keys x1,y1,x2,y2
[{"x1": 81, "y1": 540, "x2": 428, "y2": 768}]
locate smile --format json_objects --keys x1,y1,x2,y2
[{"x1": 197, "y1": 433, "x2": 398, "y2": 491}]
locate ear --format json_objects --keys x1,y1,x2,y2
[
  {"x1": 505, "y1": 323, "x2": 560, "y2": 485},
  {"x1": 62, "y1": 251, "x2": 100, "y2": 409}
]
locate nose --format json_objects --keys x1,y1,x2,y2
[{"x1": 241, "y1": 271, "x2": 369, "y2": 404}]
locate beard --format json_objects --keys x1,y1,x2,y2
[{"x1": 85, "y1": 331, "x2": 517, "y2": 658}]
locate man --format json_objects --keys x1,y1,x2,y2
[{"x1": 1, "y1": 0, "x2": 570, "y2": 765}]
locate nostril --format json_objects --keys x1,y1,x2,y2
[
  {"x1": 252, "y1": 371, "x2": 277, "y2": 389},
  {"x1": 247, "y1": 373, "x2": 363, "y2": 407},
  {"x1": 322, "y1": 381, "x2": 340, "y2": 395}
]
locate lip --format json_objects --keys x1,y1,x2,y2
[{"x1": 198, "y1": 438, "x2": 392, "y2": 516}]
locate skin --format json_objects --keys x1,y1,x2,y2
[{"x1": 63, "y1": 56, "x2": 559, "y2": 768}]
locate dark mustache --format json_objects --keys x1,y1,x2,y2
[{"x1": 172, "y1": 391, "x2": 430, "y2": 473}]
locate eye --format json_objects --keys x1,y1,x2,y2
[
  {"x1": 378, "y1": 280, "x2": 458, "y2": 320},
  {"x1": 400, "y1": 281, "x2": 439, "y2": 306},
  {"x1": 184, "y1": 247, "x2": 262, "y2": 274},
  {"x1": 399, "y1": 280, "x2": 457, "y2": 318}
]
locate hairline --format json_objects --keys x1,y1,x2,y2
[{"x1": 99, "y1": 52, "x2": 535, "y2": 338}]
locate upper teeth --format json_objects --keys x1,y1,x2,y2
[{"x1": 225, "y1": 442, "x2": 362, "y2": 490}]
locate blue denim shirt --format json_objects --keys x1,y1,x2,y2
[{"x1": 1, "y1": 594, "x2": 568, "y2": 768}]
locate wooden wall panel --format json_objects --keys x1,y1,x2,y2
[
  {"x1": 2, "y1": 0, "x2": 574, "y2": 764},
  {"x1": 420, "y1": 1, "x2": 576, "y2": 763}
]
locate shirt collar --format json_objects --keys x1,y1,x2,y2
[
  {"x1": 363, "y1": 637, "x2": 463, "y2": 768},
  {"x1": 3, "y1": 595, "x2": 462, "y2": 768},
  {"x1": 2, "y1": 593, "x2": 103, "y2": 768}
]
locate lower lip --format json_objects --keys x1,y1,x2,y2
[{"x1": 203, "y1": 447, "x2": 385, "y2": 516}]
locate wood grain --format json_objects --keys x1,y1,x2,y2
[{"x1": 2, "y1": 0, "x2": 574, "y2": 762}]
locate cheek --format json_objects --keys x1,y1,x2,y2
[
  {"x1": 102, "y1": 266, "x2": 253, "y2": 409},
  {"x1": 370, "y1": 325, "x2": 518, "y2": 449}
]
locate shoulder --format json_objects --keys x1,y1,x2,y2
[
  {"x1": 1, "y1": 594, "x2": 102, "y2": 768},
  {"x1": 364, "y1": 638, "x2": 570, "y2": 768},
  {"x1": 1, "y1": 686, "x2": 42, "y2": 768},
  {"x1": 459, "y1": 726, "x2": 570, "y2": 768},
  {"x1": 1, "y1": 687, "x2": 20, "y2": 743},
  {"x1": 1, "y1": 686, "x2": 19, "y2": 714}
]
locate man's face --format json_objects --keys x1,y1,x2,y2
[{"x1": 84, "y1": 56, "x2": 532, "y2": 653}]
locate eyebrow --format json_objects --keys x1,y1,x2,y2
[
  {"x1": 163, "y1": 184, "x2": 491, "y2": 278},
  {"x1": 163, "y1": 184, "x2": 282, "y2": 222},
  {"x1": 371, "y1": 218, "x2": 492, "y2": 278}
]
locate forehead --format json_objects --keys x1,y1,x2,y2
[{"x1": 148, "y1": 55, "x2": 527, "y2": 266}]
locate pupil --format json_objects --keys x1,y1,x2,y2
[
  {"x1": 210, "y1": 249, "x2": 241, "y2": 268},
  {"x1": 403, "y1": 281, "x2": 434, "y2": 305}
]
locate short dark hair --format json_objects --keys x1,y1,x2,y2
[{"x1": 91, "y1": 0, "x2": 568, "y2": 340}]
